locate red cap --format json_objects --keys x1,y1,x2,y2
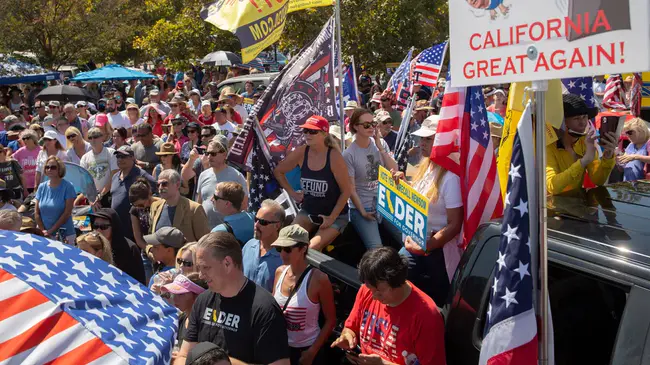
[
  {"x1": 95, "y1": 114, "x2": 108, "y2": 128},
  {"x1": 300, "y1": 115, "x2": 329, "y2": 133},
  {"x1": 176, "y1": 81, "x2": 184, "y2": 88}
]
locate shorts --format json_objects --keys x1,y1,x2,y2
[{"x1": 297, "y1": 209, "x2": 349, "y2": 233}]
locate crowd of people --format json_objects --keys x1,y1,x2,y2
[{"x1": 0, "y1": 66, "x2": 647, "y2": 365}]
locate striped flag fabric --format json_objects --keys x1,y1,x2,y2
[
  {"x1": 602, "y1": 74, "x2": 628, "y2": 110},
  {"x1": 479, "y1": 101, "x2": 538, "y2": 365},
  {"x1": 386, "y1": 49, "x2": 413, "y2": 110},
  {"x1": 430, "y1": 85, "x2": 503, "y2": 248},
  {"x1": 0, "y1": 231, "x2": 178, "y2": 364},
  {"x1": 413, "y1": 42, "x2": 448, "y2": 87}
]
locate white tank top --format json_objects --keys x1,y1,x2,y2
[{"x1": 273, "y1": 266, "x2": 321, "y2": 348}]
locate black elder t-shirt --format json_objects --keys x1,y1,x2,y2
[{"x1": 185, "y1": 279, "x2": 289, "y2": 364}]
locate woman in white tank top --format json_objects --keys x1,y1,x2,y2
[{"x1": 271, "y1": 224, "x2": 337, "y2": 365}]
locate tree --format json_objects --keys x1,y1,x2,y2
[
  {"x1": 133, "y1": 0, "x2": 240, "y2": 70},
  {"x1": 0, "y1": 0, "x2": 142, "y2": 69},
  {"x1": 280, "y1": 0, "x2": 449, "y2": 73}
]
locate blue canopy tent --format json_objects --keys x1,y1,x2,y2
[
  {"x1": 0, "y1": 54, "x2": 60, "y2": 85},
  {"x1": 71, "y1": 64, "x2": 156, "y2": 82}
]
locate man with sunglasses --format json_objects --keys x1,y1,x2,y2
[
  {"x1": 63, "y1": 103, "x2": 88, "y2": 139},
  {"x1": 211, "y1": 182, "x2": 254, "y2": 245},
  {"x1": 181, "y1": 127, "x2": 219, "y2": 197},
  {"x1": 110, "y1": 145, "x2": 157, "y2": 241},
  {"x1": 31, "y1": 101, "x2": 49, "y2": 126},
  {"x1": 241, "y1": 199, "x2": 285, "y2": 292},
  {"x1": 196, "y1": 138, "x2": 248, "y2": 229},
  {"x1": 375, "y1": 110, "x2": 397, "y2": 152},
  {"x1": 80, "y1": 127, "x2": 118, "y2": 208},
  {"x1": 378, "y1": 93, "x2": 402, "y2": 131},
  {"x1": 144, "y1": 226, "x2": 186, "y2": 291},
  {"x1": 131, "y1": 123, "x2": 163, "y2": 175}
]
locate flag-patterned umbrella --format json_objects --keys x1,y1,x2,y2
[{"x1": 0, "y1": 230, "x2": 178, "y2": 364}]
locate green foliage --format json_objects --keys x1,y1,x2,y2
[{"x1": 281, "y1": 0, "x2": 449, "y2": 73}]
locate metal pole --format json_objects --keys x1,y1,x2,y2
[
  {"x1": 335, "y1": 0, "x2": 346, "y2": 151},
  {"x1": 532, "y1": 80, "x2": 548, "y2": 365}
]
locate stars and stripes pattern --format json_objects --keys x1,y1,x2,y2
[
  {"x1": 602, "y1": 74, "x2": 628, "y2": 110},
  {"x1": 479, "y1": 102, "x2": 537, "y2": 365},
  {"x1": 249, "y1": 135, "x2": 278, "y2": 211},
  {"x1": 413, "y1": 42, "x2": 448, "y2": 88},
  {"x1": 430, "y1": 85, "x2": 503, "y2": 249},
  {"x1": 0, "y1": 231, "x2": 178, "y2": 365},
  {"x1": 386, "y1": 49, "x2": 413, "y2": 111},
  {"x1": 342, "y1": 63, "x2": 359, "y2": 104},
  {"x1": 562, "y1": 77, "x2": 596, "y2": 107}
]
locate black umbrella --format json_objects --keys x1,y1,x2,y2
[
  {"x1": 35, "y1": 85, "x2": 88, "y2": 103},
  {"x1": 201, "y1": 51, "x2": 242, "y2": 66}
]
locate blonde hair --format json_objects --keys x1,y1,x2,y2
[
  {"x1": 324, "y1": 133, "x2": 341, "y2": 152},
  {"x1": 64, "y1": 126, "x2": 82, "y2": 149},
  {"x1": 176, "y1": 242, "x2": 197, "y2": 271},
  {"x1": 624, "y1": 118, "x2": 650, "y2": 143},
  {"x1": 77, "y1": 232, "x2": 114, "y2": 265},
  {"x1": 412, "y1": 158, "x2": 448, "y2": 203}
]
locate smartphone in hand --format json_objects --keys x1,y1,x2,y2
[{"x1": 308, "y1": 214, "x2": 324, "y2": 225}]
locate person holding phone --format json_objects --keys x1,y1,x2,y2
[
  {"x1": 546, "y1": 94, "x2": 618, "y2": 195},
  {"x1": 616, "y1": 118, "x2": 650, "y2": 181},
  {"x1": 331, "y1": 247, "x2": 445, "y2": 365},
  {"x1": 274, "y1": 115, "x2": 351, "y2": 251},
  {"x1": 343, "y1": 108, "x2": 403, "y2": 250}
]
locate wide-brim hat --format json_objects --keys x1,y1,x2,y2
[
  {"x1": 563, "y1": 93, "x2": 598, "y2": 119},
  {"x1": 155, "y1": 142, "x2": 177, "y2": 155}
]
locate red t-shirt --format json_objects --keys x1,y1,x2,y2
[
  {"x1": 344, "y1": 283, "x2": 445, "y2": 365},
  {"x1": 198, "y1": 114, "x2": 215, "y2": 126}
]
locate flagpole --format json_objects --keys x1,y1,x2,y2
[
  {"x1": 335, "y1": 0, "x2": 346, "y2": 151},
  {"x1": 351, "y1": 55, "x2": 360, "y2": 103},
  {"x1": 532, "y1": 80, "x2": 549, "y2": 365}
]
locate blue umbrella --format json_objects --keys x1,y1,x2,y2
[
  {"x1": 43, "y1": 162, "x2": 98, "y2": 202},
  {"x1": 487, "y1": 111, "x2": 504, "y2": 125},
  {"x1": 72, "y1": 64, "x2": 155, "y2": 82}
]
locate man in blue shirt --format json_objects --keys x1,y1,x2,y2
[
  {"x1": 211, "y1": 181, "x2": 254, "y2": 245},
  {"x1": 241, "y1": 199, "x2": 286, "y2": 292}
]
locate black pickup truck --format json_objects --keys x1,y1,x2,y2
[{"x1": 307, "y1": 182, "x2": 650, "y2": 365}]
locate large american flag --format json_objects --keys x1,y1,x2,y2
[
  {"x1": 430, "y1": 85, "x2": 503, "y2": 248},
  {"x1": 479, "y1": 102, "x2": 538, "y2": 365},
  {"x1": 248, "y1": 135, "x2": 278, "y2": 211},
  {"x1": 602, "y1": 74, "x2": 628, "y2": 110},
  {"x1": 562, "y1": 77, "x2": 596, "y2": 107},
  {"x1": 413, "y1": 42, "x2": 448, "y2": 87},
  {"x1": 0, "y1": 231, "x2": 178, "y2": 364}
]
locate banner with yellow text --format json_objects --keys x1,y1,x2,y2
[{"x1": 201, "y1": 0, "x2": 332, "y2": 64}]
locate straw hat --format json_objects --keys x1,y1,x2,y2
[{"x1": 155, "y1": 142, "x2": 177, "y2": 156}]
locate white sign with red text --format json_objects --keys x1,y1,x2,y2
[{"x1": 449, "y1": 0, "x2": 650, "y2": 86}]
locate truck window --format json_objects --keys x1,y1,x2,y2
[{"x1": 476, "y1": 263, "x2": 627, "y2": 365}]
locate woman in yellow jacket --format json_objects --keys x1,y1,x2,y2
[{"x1": 546, "y1": 94, "x2": 618, "y2": 195}]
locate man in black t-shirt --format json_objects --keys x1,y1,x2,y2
[{"x1": 173, "y1": 231, "x2": 290, "y2": 365}]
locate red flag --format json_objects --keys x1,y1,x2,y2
[
  {"x1": 602, "y1": 74, "x2": 628, "y2": 110},
  {"x1": 630, "y1": 73, "x2": 643, "y2": 117}
]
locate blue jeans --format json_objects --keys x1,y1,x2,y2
[
  {"x1": 349, "y1": 208, "x2": 403, "y2": 250},
  {"x1": 399, "y1": 247, "x2": 449, "y2": 306}
]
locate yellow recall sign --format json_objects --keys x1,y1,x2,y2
[
  {"x1": 376, "y1": 166, "x2": 429, "y2": 248},
  {"x1": 201, "y1": 0, "x2": 332, "y2": 64}
]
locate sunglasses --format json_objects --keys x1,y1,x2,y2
[
  {"x1": 172, "y1": 121, "x2": 184, "y2": 126},
  {"x1": 169, "y1": 103, "x2": 179, "y2": 107},
  {"x1": 358, "y1": 122, "x2": 378, "y2": 129},
  {"x1": 66, "y1": 134, "x2": 78, "y2": 140},
  {"x1": 625, "y1": 130, "x2": 635, "y2": 136},
  {"x1": 275, "y1": 244, "x2": 306, "y2": 253},
  {"x1": 381, "y1": 120, "x2": 392, "y2": 125},
  {"x1": 89, "y1": 135, "x2": 104, "y2": 140},
  {"x1": 116, "y1": 154, "x2": 131, "y2": 159},
  {"x1": 303, "y1": 129, "x2": 320, "y2": 135},
  {"x1": 187, "y1": 129, "x2": 198, "y2": 134},
  {"x1": 136, "y1": 133, "x2": 150, "y2": 138},
  {"x1": 176, "y1": 258, "x2": 193, "y2": 267},
  {"x1": 212, "y1": 194, "x2": 225, "y2": 202},
  {"x1": 255, "y1": 217, "x2": 280, "y2": 226},
  {"x1": 44, "y1": 165, "x2": 58, "y2": 171},
  {"x1": 201, "y1": 133, "x2": 214, "y2": 138},
  {"x1": 94, "y1": 224, "x2": 111, "y2": 230},
  {"x1": 206, "y1": 150, "x2": 225, "y2": 156},
  {"x1": 21, "y1": 137, "x2": 32, "y2": 141}
]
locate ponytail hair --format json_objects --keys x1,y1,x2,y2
[
  {"x1": 324, "y1": 133, "x2": 340, "y2": 152},
  {"x1": 129, "y1": 176, "x2": 153, "y2": 204}
]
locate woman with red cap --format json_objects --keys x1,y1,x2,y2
[{"x1": 274, "y1": 115, "x2": 351, "y2": 251}]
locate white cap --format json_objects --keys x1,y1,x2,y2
[{"x1": 412, "y1": 115, "x2": 439, "y2": 137}]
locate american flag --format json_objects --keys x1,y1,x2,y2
[
  {"x1": 562, "y1": 77, "x2": 596, "y2": 107},
  {"x1": 0, "y1": 231, "x2": 178, "y2": 364},
  {"x1": 479, "y1": 102, "x2": 538, "y2": 365},
  {"x1": 630, "y1": 73, "x2": 643, "y2": 117},
  {"x1": 386, "y1": 49, "x2": 413, "y2": 110},
  {"x1": 602, "y1": 74, "x2": 628, "y2": 110},
  {"x1": 248, "y1": 135, "x2": 279, "y2": 211},
  {"x1": 430, "y1": 85, "x2": 503, "y2": 248},
  {"x1": 413, "y1": 42, "x2": 448, "y2": 87}
]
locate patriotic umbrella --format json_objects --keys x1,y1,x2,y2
[{"x1": 0, "y1": 231, "x2": 178, "y2": 364}]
